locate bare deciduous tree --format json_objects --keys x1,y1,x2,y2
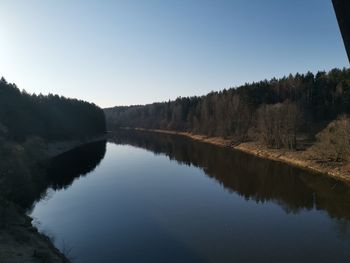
[
  {"x1": 257, "y1": 101, "x2": 300, "y2": 149},
  {"x1": 308, "y1": 115, "x2": 350, "y2": 162}
]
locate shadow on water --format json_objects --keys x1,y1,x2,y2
[
  {"x1": 45, "y1": 140, "x2": 107, "y2": 190},
  {"x1": 109, "y1": 129, "x2": 350, "y2": 221},
  {"x1": 23, "y1": 140, "x2": 107, "y2": 210}
]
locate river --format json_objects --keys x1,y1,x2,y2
[{"x1": 29, "y1": 130, "x2": 350, "y2": 263}]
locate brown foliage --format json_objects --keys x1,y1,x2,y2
[
  {"x1": 257, "y1": 101, "x2": 300, "y2": 149},
  {"x1": 308, "y1": 115, "x2": 350, "y2": 162}
]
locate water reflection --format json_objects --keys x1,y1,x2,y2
[
  {"x1": 110, "y1": 130, "x2": 350, "y2": 220},
  {"x1": 46, "y1": 140, "x2": 107, "y2": 190},
  {"x1": 25, "y1": 140, "x2": 107, "y2": 209},
  {"x1": 30, "y1": 131, "x2": 350, "y2": 263}
]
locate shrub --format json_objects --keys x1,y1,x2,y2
[{"x1": 308, "y1": 115, "x2": 350, "y2": 162}]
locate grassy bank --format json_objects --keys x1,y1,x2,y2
[{"x1": 134, "y1": 128, "x2": 350, "y2": 184}]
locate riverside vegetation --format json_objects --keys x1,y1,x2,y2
[
  {"x1": 0, "y1": 77, "x2": 106, "y2": 262},
  {"x1": 1, "y1": 67, "x2": 350, "y2": 261},
  {"x1": 29, "y1": 129, "x2": 350, "y2": 263},
  {"x1": 105, "y1": 68, "x2": 350, "y2": 181}
]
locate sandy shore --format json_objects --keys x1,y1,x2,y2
[
  {"x1": 0, "y1": 199, "x2": 69, "y2": 263},
  {"x1": 135, "y1": 128, "x2": 350, "y2": 184},
  {"x1": 47, "y1": 134, "x2": 108, "y2": 158}
]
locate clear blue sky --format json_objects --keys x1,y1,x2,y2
[{"x1": 0, "y1": 0, "x2": 348, "y2": 108}]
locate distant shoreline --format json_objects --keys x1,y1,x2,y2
[{"x1": 133, "y1": 128, "x2": 350, "y2": 184}]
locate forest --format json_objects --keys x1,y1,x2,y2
[
  {"x1": 0, "y1": 77, "x2": 106, "y2": 141},
  {"x1": 105, "y1": 68, "x2": 350, "y2": 155},
  {"x1": 0, "y1": 77, "x2": 106, "y2": 206}
]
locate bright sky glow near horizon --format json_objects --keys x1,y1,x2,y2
[{"x1": 0, "y1": 0, "x2": 348, "y2": 108}]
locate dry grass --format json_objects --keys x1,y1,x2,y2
[{"x1": 136, "y1": 128, "x2": 350, "y2": 184}]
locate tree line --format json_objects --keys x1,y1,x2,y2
[
  {"x1": 0, "y1": 77, "x2": 106, "y2": 141},
  {"x1": 105, "y1": 68, "x2": 350, "y2": 151},
  {"x1": 0, "y1": 77, "x2": 106, "y2": 207}
]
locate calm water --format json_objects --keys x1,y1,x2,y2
[{"x1": 30, "y1": 130, "x2": 350, "y2": 263}]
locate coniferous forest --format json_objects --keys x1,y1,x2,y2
[
  {"x1": 0, "y1": 77, "x2": 106, "y2": 206},
  {"x1": 0, "y1": 77, "x2": 106, "y2": 141},
  {"x1": 1, "y1": 2, "x2": 350, "y2": 263},
  {"x1": 105, "y1": 68, "x2": 350, "y2": 152}
]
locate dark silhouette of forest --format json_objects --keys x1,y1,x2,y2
[
  {"x1": 0, "y1": 77, "x2": 106, "y2": 141},
  {"x1": 105, "y1": 68, "x2": 350, "y2": 150},
  {"x1": 0, "y1": 77, "x2": 106, "y2": 209}
]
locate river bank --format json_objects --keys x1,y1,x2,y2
[
  {"x1": 1, "y1": 135, "x2": 108, "y2": 263},
  {"x1": 47, "y1": 134, "x2": 108, "y2": 158},
  {"x1": 134, "y1": 128, "x2": 350, "y2": 184},
  {"x1": 0, "y1": 198, "x2": 69, "y2": 263}
]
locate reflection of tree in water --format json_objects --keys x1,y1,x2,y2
[
  {"x1": 46, "y1": 140, "x2": 107, "y2": 190},
  {"x1": 110, "y1": 130, "x2": 350, "y2": 220},
  {"x1": 333, "y1": 218, "x2": 350, "y2": 241},
  {"x1": 25, "y1": 140, "x2": 107, "y2": 210}
]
